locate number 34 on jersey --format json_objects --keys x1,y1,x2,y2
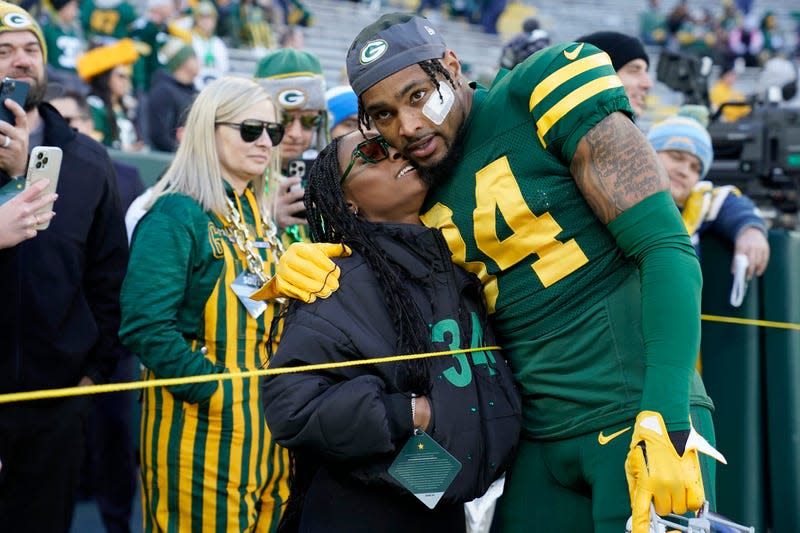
[{"x1": 420, "y1": 155, "x2": 589, "y2": 314}]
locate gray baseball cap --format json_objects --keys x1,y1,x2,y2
[{"x1": 346, "y1": 13, "x2": 446, "y2": 96}]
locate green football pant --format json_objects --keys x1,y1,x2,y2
[{"x1": 496, "y1": 405, "x2": 716, "y2": 533}]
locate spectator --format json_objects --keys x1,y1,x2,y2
[
  {"x1": 0, "y1": 3, "x2": 129, "y2": 531},
  {"x1": 231, "y1": 0, "x2": 283, "y2": 49},
  {"x1": 0, "y1": 178, "x2": 57, "y2": 248},
  {"x1": 709, "y1": 59, "x2": 750, "y2": 122},
  {"x1": 76, "y1": 38, "x2": 143, "y2": 150},
  {"x1": 648, "y1": 113, "x2": 769, "y2": 279},
  {"x1": 718, "y1": 0, "x2": 742, "y2": 33},
  {"x1": 80, "y1": 0, "x2": 137, "y2": 41},
  {"x1": 191, "y1": 1, "x2": 229, "y2": 90},
  {"x1": 262, "y1": 130, "x2": 520, "y2": 533},
  {"x1": 279, "y1": 24, "x2": 303, "y2": 49},
  {"x1": 325, "y1": 84, "x2": 358, "y2": 138},
  {"x1": 255, "y1": 48, "x2": 328, "y2": 244},
  {"x1": 577, "y1": 31, "x2": 653, "y2": 120},
  {"x1": 760, "y1": 11, "x2": 786, "y2": 62},
  {"x1": 40, "y1": 0, "x2": 86, "y2": 75},
  {"x1": 665, "y1": 0, "x2": 690, "y2": 49},
  {"x1": 498, "y1": 23, "x2": 550, "y2": 70},
  {"x1": 46, "y1": 83, "x2": 143, "y2": 533},
  {"x1": 639, "y1": 0, "x2": 666, "y2": 46},
  {"x1": 119, "y1": 76, "x2": 290, "y2": 532},
  {"x1": 129, "y1": 0, "x2": 190, "y2": 94},
  {"x1": 146, "y1": 37, "x2": 198, "y2": 152},
  {"x1": 47, "y1": 84, "x2": 145, "y2": 209},
  {"x1": 728, "y1": 14, "x2": 764, "y2": 67}
]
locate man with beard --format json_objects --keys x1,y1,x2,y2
[
  {"x1": 0, "y1": 3, "x2": 129, "y2": 530},
  {"x1": 337, "y1": 13, "x2": 723, "y2": 533}
]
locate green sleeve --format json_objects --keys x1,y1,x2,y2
[
  {"x1": 120, "y1": 206, "x2": 220, "y2": 403},
  {"x1": 607, "y1": 190, "x2": 702, "y2": 431}
]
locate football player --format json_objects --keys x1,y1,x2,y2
[
  {"x1": 272, "y1": 13, "x2": 725, "y2": 533},
  {"x1": 346, "y1": 14, "x2": 725, "y2": 533}
]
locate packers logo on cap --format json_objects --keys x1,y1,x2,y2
[
  {"x1": 3, "y1": 12, "x2": 34, "y2": 29},
  {"x1": 277, "y1": 88, "x2": 307, "y2": 109},
  {"x1": 360, "y1": 39, "x2": 387, "y2": 65}
]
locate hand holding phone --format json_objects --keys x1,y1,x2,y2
[
  {"x1": 286, "y1": 158, "x2": 312, "y2": 220},
  {"x1": 26, "y1": 146, "x2": 63, "y2": 230},
  {"x1": 0, "y1": 179, "x2": 57, "y2": 248},
  {"x1": 0, "y1": 77, "x2": 29, "y2": 126}
]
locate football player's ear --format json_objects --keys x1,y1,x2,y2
[{"x1": 441, "y1": 50, "x2": 463, "y2": 83}]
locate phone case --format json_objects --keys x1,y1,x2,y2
[
  {"x1": 26, "y1": 146, "x2": 63, "y2": 230},
  {"x1": 0, "y1": 78, "x2": 29, "y2": 125}
]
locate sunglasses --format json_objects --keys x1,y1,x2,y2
[
  {"x1": 217, "y1": 119, "x2": 285, "y2": 145},
  {"x1": 280, "y1": 112, "x2": 323, "y2": 130},
  {"x1": 340, "y1": 136, "x2": 393, "y2": 185}
]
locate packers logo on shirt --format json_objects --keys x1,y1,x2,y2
[
  {"x1": 360, "y1": 39, "x2": 387, "y2": 64},
  {"x1": 207, "y1": 223, "x2": 226, "y2": 259},
  {"x1": 3, "y1": 12, "x2": 33, "y2": 29},
  {"x1": 277, "y1": 88, "x2": 307, "y2": 109}
]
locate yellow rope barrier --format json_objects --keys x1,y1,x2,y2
[
  {"x1": 701, "y1": 314, "x2": 800, "y2": 331},
  {"x1": 1, "y1": 313, "x2": 796, "y2": 405},
  {"x1": 0, "y1": 346, "x2": 500, "y2": 405}
]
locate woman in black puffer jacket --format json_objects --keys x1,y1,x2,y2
[{"x1": 262, "y1": 131, "x2": 521, "y2": 533}]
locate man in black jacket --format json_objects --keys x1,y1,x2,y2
[
  {"x1": 145, "y1": 37, "x2": 198, "y2": 152},
  {"x1": 0, "y1": 3, "x2": 129, "y2": 531}
]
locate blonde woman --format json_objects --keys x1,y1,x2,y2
[{"x1": 120, "y1": 76, "x2": 291, "y2": 531}]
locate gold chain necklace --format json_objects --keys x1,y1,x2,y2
[{"x1": 221, "y1": 196, "x2": 284, "y2": 285}]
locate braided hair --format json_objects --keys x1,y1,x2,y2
[
  {"x1": 356, "y1": 58, "x2": 456, "y2": 134},
  {"x1": 304, "y1": 136, "x2": 431, "y2": 392},
  {"x1": 278, "y1": 136, "x2": 435, "y2": 532}
]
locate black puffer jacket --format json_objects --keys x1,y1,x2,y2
[{"x1": 263, "y1": 223, "x2": 521, "y2": 505}]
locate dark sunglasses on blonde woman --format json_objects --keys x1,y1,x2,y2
[{"x1": 216, "y1": 119, "x2": 285, "y2": 145}]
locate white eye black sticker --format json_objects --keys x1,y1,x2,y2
[{"x1": 422, "y1": 82, "x2": 454, "y2": 125}]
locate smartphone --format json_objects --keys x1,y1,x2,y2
[
  {"x1": 287, "y1": 159, "x2": 308, "y2": 188},
  {"x1": 26, "y1": 146, "x2": 63, "y2": 230},
  {"x1": 0, "y1": 77, "x2": 29, "y2": 125},
  {"x1": 287, "y1": 158, "x2": 312, "y2": 220}
]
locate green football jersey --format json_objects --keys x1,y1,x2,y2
[
  {"x1": 41, "y1": 19, "x2": 85, "y2": 73},
  {"x1": 80, "y1": 0, "x2": 137, "y2": 40},
  {"x1": 421, "y1": 42, "x2": 646, "y2": 438}
]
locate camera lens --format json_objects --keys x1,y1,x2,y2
[
  {"x1": 37, "y1": 152, "x2": 43, "y2": 159},
  {"x1": 42, "y1": 157, "x2": 48, "y2": 164}
]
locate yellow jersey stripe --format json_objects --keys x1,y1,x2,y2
[
  {"x1": 536, "y1": 75, "x2": 623, "y2": 147},
  {"x1": 528, "y1": 51, "x2": 613, "y2": 112}
]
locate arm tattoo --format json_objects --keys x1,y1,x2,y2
[{"x1": 570, "y1": 112, "x2": 669, "y2": 224}]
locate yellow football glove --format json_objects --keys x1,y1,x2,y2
[
  {"x1": 625, "y1": 411, "x2": 727, "y2": 533},
  {"x1": 251, "y1": 242, "x2": 351, "y2": 303}
]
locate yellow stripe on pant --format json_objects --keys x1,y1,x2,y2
[{"x1": 141, "y1": 190, "x2": 288, "y2": 532}]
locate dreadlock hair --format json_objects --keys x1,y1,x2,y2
[
  {"x1": 356, "y1": 58, "x2": 456, "y2": 134},
  {"x1": 304, "y1": 135, "x2": 432, "y2": 393},
  {"x1": 276, "y1": 136, "x2": 434, "y2": 532}
]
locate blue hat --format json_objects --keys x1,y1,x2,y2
[
  {"x1": 647, "y1": 115, "x2": 713, "y2": 178},
  {"x1": 325, "y1": 86, "x2": 358, "y2": 129}
]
